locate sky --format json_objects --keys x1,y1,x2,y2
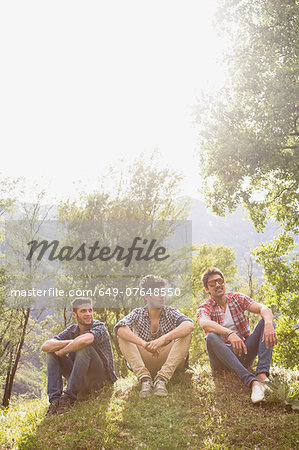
[{"x1": 0, "y1": 1, "x2": 226, "y2": 203}]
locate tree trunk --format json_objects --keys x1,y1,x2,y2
[{"x1": 2, "y1": 308, "x2": 30, "y2": 408}]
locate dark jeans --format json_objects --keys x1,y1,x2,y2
[
  {"x1": 47, "y1": 345, "x2": 108, "y2": 402},
  {"x1": 206, "y1": 319, "x2": 274, "y2": 387}
]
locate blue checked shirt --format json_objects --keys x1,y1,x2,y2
[
  {"x1": 114, "y1": 305, "x2": 193, "y2": 341},
  {"x1": 54, "y1": 320, "x2": 117, "y2": 383}
]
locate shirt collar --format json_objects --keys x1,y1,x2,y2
[
  {"x1": 143, "y1": 305, "x2": 166, "y2": 318},
  {"x1": 74, "y1": 319, "x2": 96, "y2": 334},
  {"x1": 209, "y1": 294, "x2": 229, "y2": 309}
]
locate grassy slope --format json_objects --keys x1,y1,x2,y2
[{"x1": 1, "y1": 365, "x2": 298, "y2": 450}]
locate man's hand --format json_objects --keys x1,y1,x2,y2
[
  {"x1": 55, "y1": 349, "x2": 66, "y2": 357},
  {"x1": 145, "y1": 335, "x2": 167, "y2": 353},
  {"x1": 135, "y1": 339, "x2": 159, "y2": 358},
  {"x1": 227, "y1": 332, "x2": 247, "y2": 357},
  {"x1": 262, "y1": 323, "x2": 278, "y2": 348},
  {"x1": 41, "y1": 339, "x2": 73, "y2": 353}
]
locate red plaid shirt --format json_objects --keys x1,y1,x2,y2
[{"x1": 196, "y1": 292, "x2": 254, "y2": 343}]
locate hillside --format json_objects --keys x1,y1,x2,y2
[
  {"x1": 189, "y1": 198, "x2": 281, "y2": 266},
  {"x1": 1, "y1": 365, "x2": 298, "y2": 449}
]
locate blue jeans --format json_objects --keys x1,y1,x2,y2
[
  {"x1": 47, "y1": 345, "x2": 108, "y2": 402},
  {"x1": 206, "y1": 320, "x2": 274, "y2": 387}
]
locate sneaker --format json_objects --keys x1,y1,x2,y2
[
  {"x1": 56, "y1": 396, "x2": 74, "y2": 415},
  {"x1": 153, "y1": 377, "x2": 168, "y2": 397},
  {"x1": 46, "y1": 399, "x2": 60, "y2": 416},
  {"x1": 251, "y1": 383, "x2": 265, "y2": 403},
  {"x1": 139, "y1": 378, "x2": 153, "y2": 398}
]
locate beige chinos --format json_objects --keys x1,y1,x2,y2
[{"x1": 118, "y1": 333, "x2": 192, "y2": 382}]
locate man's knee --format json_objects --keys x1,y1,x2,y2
[
  {"x1": 74, "y1": 345, "x2": 94, "y2": 360},
  {"x1": 117, "y1": 335, "x2": 127, "y2": 349},
  {"x1": 47, "y1": 352, "x2": 60, "y2": 364},
  {"x1": 175, "y1": 332, "x2": 192, "y2": 346},
  {"x1": 255, "y1": 319, "x2": 275, "y2": 331},
  {"x1": 206, "y1": 332, "x2": 222, "y2": 348},
  {"x1": 46, "y1": 352, "x2": 64, "y2": 375},
  {"x1": 171, "y1": 333, "x2": 192, "y2": 360}
]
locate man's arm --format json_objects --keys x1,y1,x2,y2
[
  {"x1": 248, "y1": 302, "x2": 278, "y2": 348},
  {"x1": 41, "y1": 339, "x2": 73, "y2": 353},
  {"x1": 116, "y1": 325, "x2": 147, "y2": 348},
  {"x1": 198, "y1": 317, "x2": 247, "y2": 357},
  {"x1": 199, "y1": 317, "x2": 233, "y2": 336},
  {"x1": 54, "y1": 333, "x2": 94, "y2": 357},
  {"x1": 116, "y1": 325, "x2": 160, "y2": 357},
  {"x1": 145, "y1": 321, "x2": 194, "y2": 352}
]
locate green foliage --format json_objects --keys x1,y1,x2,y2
[
  {"x1": 192, "y1": 243, "x2": 237, "y2": 299},
  {"x1": 0, "y1": 189, "x2": 54, "y2": 407},
  {"x1": 265, "y1": 377, "x2": 299, "y2": 411},
  {"x1": 254, "y1": 233, "x2": 299, "y2": 369},
  {"x1": 0, "y1": 174, "x2": 19, "y2": 217},
  {"x1": 272, "y1": 317, "x2": 299, "y2": 370},
  {"x1": 59, "y1": 152, "x2": 190, "y2": 222},
  {"x1": 188, "y1": 311, "x2": 208, "y2": 367},
  {"x1": 195, "y1": 0, "x2": 299, "y2": 232},
  {"x1": 0, "y1": 396, "x2": 47, "y2": 449},
  {"x1": 12, "y1": 362, "x2": 43, "y2": 398}
]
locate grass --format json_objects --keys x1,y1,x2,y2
[{"x1": 1, "y1": 366, "x2": 298, "y2": 450}]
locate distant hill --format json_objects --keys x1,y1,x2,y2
[
  {"x1": 1, "y1": 198, "x2": 291, "y2": 277},
  {"x1": 188, "y1": 197, "x2": 282, "y2": 266}
]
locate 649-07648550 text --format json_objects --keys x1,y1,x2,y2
[{"x1": 9, "y1": 287, "x2": 181, "y2": 298}]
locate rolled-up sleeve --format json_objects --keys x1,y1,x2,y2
[
  {"x1": 170, "y1": 308, "x2": 193, "y2": 327},
  {"x1": 196, "y1": 304, "x2": 212, "y2": 323},
  {"x1": 85, "y1": 323, "x2": 109, "y2": 344},
  {"x1": 114, "y1": 309, "x2": 138, "y2": 335},
  {"x1": 235, "y1": 293, "x2": 254, "y2": 310}
]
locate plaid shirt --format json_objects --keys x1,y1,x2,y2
[
  {"x1": 54, "y1": 320, "x2": 117, "y2": 383},
  {"x1": 114, "y1": 305, "x2": 193, "y2": 341},
  {"x1": 196, "y1": 292, "x2": 254, "y2": 343}
]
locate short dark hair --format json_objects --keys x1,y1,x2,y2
[
  {"x1": 71, "y1": 297, "x2": 92, "y2": 313},
  {"x1": 139, "y1": 274, "x2": 167, "y2": 292},
  {"x1": 201, "y1": 267, "x2": 224, "y2": 289}
]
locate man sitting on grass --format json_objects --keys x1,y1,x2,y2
[
  {"x1": 197, "y1": 267, "x2": 278, "y2": 403},
  {"x1": 41, "y1": 297, "x2": 117, "y2": 416},
  {"x1": 114, "y1": 275, "x2": 194, "y2": 398}
]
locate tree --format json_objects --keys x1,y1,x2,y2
[
  {"x1": 0, "y1": 175, "x2": 19, "y2": 402},
  {"x1": 253, "y1": 233, "x2": 299, "y2": 369},
  {"x1": 192, "y1": 243, "x2": 237, "y2": 300},
  {"x1": 195, "y1": 0, "x2": 298, "y2": 232},
  {"x1": 194, "y1": 0, "x2": 298, "y2": 369},
  {"x1": 1, "y1": 189, "x2": 53, "y2": 407},
  {"x1": 56, "y1": 153, "x2": 191, "y2": 374},
  {"x1": 0, "y1": 174, "x2": 19, "y2": 217}
]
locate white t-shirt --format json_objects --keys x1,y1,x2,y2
[{"x1": 222, "y1": 304, "x2": 240, "y2": 337}]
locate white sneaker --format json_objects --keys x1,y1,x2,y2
[{"x1": 251, "y1": 383, "x2": 265, "y2": 403}]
